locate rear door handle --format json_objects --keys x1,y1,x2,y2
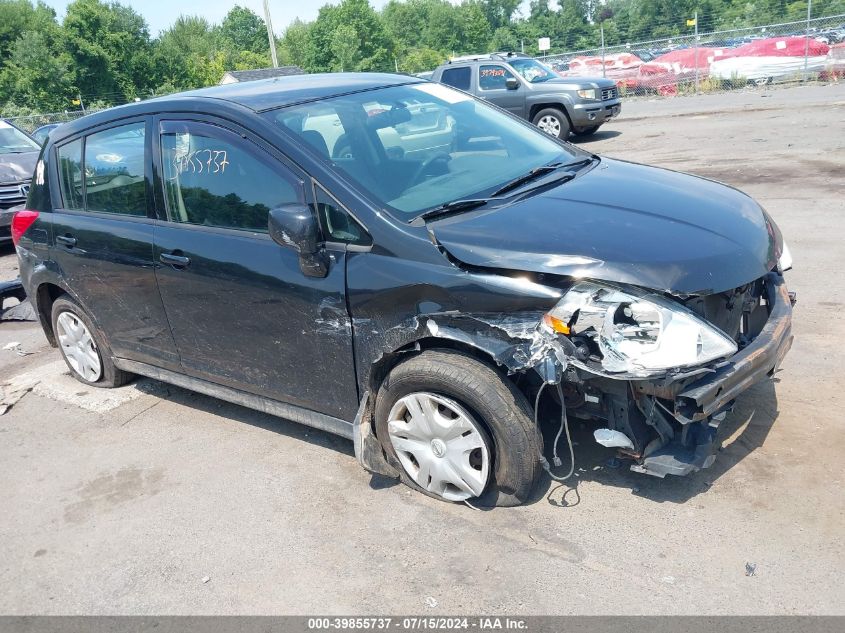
[
  {"x1": 56, "y1": 235, "x2": 77, "y2": 248},
  {"x1": 159, "y1": 252, "x2": 191, "y2": 268}
]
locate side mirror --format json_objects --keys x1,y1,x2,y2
[
  {"x1": 268, "y1": 204, "x2": 328, "y2": 278},
  {"x1": 505, "y1": 77, "x2": 520, "y2": 90}
]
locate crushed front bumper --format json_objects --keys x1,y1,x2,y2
[{"x1": 631, "y1": 273, "x2": 793, "y2": 477}]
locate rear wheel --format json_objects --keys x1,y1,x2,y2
[
  {"x1": 51, "y1": 294, "x2": 133, "y2": 388},
  {"x1": 374, "y1": 350, "x2": 541, "y2": 507},
  {"x1": 532, "y1": 107, "x2": 571, "y2": 140}
]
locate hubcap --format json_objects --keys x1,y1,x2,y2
[
  {"x1": 56, "y1": 311, "x2": 102, "y2": 382},
  {"x1": 538, "y1": 115, "x2": 561, "y2": 136},
  {"x1": 387, "y1": 392, "x2": 490, "y2": 501}
]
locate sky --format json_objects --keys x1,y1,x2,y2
[{"x1": 40, "y1": 0, "x2": 410, "y2": 36}]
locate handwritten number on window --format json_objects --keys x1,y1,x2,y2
[{"x1": 170, "y1": 148, "x2": 229, "y2": 178}]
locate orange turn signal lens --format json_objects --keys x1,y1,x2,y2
[{"x1": 543, "y1": 314, "x2": 570, "y2": 335}]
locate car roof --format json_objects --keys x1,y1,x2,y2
[
  {"x1": 177, "y1": 72, "x2": 422, "y2": 110},
  {"x1": 51, "y1": 73, "x2": 424, "y2": 141}
]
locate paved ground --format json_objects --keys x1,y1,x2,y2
[{"x1": 1, "y1": 83, "x2": 844, "y2": 615}]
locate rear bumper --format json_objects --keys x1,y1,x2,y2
[{"x1": 633, "y1": 272, "x2": 793, "y2": 478}]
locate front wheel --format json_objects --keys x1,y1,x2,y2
[
  {"x1": 374, "y1": 350, "x2": 542, "y2": 507},
  {"x1": 532, "y1": 108, "x2": 571, "y2": 140}
]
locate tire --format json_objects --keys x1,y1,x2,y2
[
  {"x1": 574, "y1": 125, "x2": 600, "y2": 136},
  {"x1": 51, "y1": 294, "x2": 133, "y2": 388},
  {"x1": 374, "y1": 350, "x2": 541, "y2": 507},
  {"x1": 531, "y1": 107, "x2": 571, "y2": 140}
]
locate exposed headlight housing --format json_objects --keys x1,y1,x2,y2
[
  {"x1": 576, "y1": 88, "x2": 597, "y2": 99},
  {"x1": 778, "y1": 241, "x2": 793, "y2": 273},
  {"x1": 544, "y1": 282, "x2": 738, "y2": 378}
]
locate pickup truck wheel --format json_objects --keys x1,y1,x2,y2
[
  {"x1": 574, "y1": 125, "x2": 600, "y2": 136},
  {"x1": 51, "y1": 294, "x2": 133, "y2": 388},
  {"x1": 532, "y1": 108, "x2": 571, "y2": 139},
  {"x1": 374, "y1": 350, "x2": 541, "y2": 507}
]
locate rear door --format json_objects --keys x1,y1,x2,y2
[
  {"x1": 151, "y1": 116, "x2": 359, "y2": 420},
  {"x1": 476, "y1": 64, "x2": 525, "y2": 118},
  {"x1": 50, "y1": 118, "x2": 180, "y2": 370}
]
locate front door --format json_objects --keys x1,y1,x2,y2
[
  {"x1": 50, "y1": 119, "x2": 180, "y2": 370},
  {"x1": 477, "y1": 64, "x2": 524, "y2": 118},
  {"x1": 151, "y1": 118, "x2": 359, "y2": 421}
]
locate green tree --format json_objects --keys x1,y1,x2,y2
[
  {"x1": 219, "y1": 6, "x2": 268, "y2": 55},
  {"x1": 0, "y1": 30, "x2": 75, "y2": 110},
  {"x1": 399, "y1": 46, "x2": 445, "y2": 72},
  {"x1": 331, "y1": 24, "x2": 359, "y2": 71},
  {"x1": 278, "y1": 19, "x2": 312, "y2": 68},
  {"x1": 152, "y1": 16, "x2": 219, "y2": 91},
  {"x1": 0, "y1": 0, "x2": 58, "y2": 62},
  {"x1": 304, "y1": 0, "x2": 394, "y2": 72},
  {"x1": 63, "y1": 0, "x2": 153, "y2": 103}
]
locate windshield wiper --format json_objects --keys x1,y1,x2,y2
[
  {"x1": 415, "y1": 198, "x2": 491, "y2": 222},
  {"x1": 490, "y1": 157, "x2": 594, "y2": 197},
  {"x1": 415, "y1": 157, "x2": 597, "y2": 223}
]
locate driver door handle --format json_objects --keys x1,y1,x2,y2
[{"x1": 159, "y1": 252, "x2": 191, "y2": 268}]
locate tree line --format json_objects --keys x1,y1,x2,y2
[{"x1": 1, "y1": 0, "x2": 843, "y2": 115}]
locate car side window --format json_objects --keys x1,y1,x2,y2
[
  {"x1": 159, "y1": 121, "x2": 301, "y2": 233},
  {"x1": 479, "y1": 65, "x2": 515, "y2": 90},
  {"x1": 440, "y1": 67, "x2": 471, "y2": 91},
  {"x1": 57, "y1": 138, "x2": 83, "y2": 210},
  {"x1": 84, "y1": 122, "x2": 146, "y2": 216},
  {"x1": 314, "y1": 184, "x2": 370, "y2": 247}
]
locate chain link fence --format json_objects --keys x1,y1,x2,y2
[
  {"x1": 544, "y1": 14, "x2": 845, "y2": 97},
  {"x1": 4, "y1": 109, "x2": 94, "y2": 134}
]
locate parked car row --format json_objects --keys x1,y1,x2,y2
[{"x1": 553, "y1": 35, "x2": 838, "y2": 94}]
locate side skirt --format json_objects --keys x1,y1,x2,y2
[{"x1": 113, "y1": 357, "x2": 354, "y2": 440}]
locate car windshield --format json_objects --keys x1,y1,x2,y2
[
  {"x1": 0, "y1": 121, "x2": 40, "y2": 154},
  {"x1": 264, "y1": 82, "x2": 577, "y2": 218},
  {"x1": 509, "y1": 58, "x2": 557, "y2": 83}
]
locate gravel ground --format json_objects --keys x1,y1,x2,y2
[{"x1": 0, "y1": 83, "x2": 843, "y2": 615}]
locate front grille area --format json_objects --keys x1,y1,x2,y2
[
  {"x1": 601, "y1": 87, "x2": 618, "y2": 100},
  {"x1": 682, "y1": 277, "x2": 768, "y2": 348},
  {"x1": 0, "y1": 181, "x2": 29, "y2": 209}
]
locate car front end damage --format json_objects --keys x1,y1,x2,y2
[
  {"x1": 355, "y1": 267, "x2": 794, "y2": 481},
  {"x1": 536, "y1": 271, "x2": 794, "y2": 477}
]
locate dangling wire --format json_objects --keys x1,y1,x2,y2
[{"x1": 536, "y1": 382, "x2": 575, "y2": 482}]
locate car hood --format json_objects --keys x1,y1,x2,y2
[
  {"x1": 429, "y1": 158, "x2": 782, "y2": 295},
  {"x1": 0, "y1": 151, "x2": 38, "y2": 183},
  {"x1": 539, "y1": 77, "x2": 617, "y2": 89}
]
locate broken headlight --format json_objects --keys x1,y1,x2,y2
[{"x1": 543, "y1": 282, "x2": 738, "y2": 377}]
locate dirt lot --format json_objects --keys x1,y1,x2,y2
[{"x1": 1, "y1": 83, "x2": 843, "y2": 615}]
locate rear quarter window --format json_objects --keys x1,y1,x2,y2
[
  {"x1": 440, "y1": 67, "x2": 472, "y2": 91},
  {"x1": 56, "y1": 139, "x2": 83, "y2": 210}
]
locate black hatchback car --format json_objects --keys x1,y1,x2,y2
[{"x1": 14, "y1": 73, "x2": 794, "y2": 506}]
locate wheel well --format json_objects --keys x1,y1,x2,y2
[
  {"x1": 367, "y1": 337, "x2": 534, "y2": 405},
  {"x1": 529, "y1": 103, "x2": 572, "y2": 126},
  {"x1": 35, "y1": 283, "x2": 66, "y2": 346}
]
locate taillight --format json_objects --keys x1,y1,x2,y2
[{"x1": 11, "y1": 210, "x2": 39, "y2": 246}]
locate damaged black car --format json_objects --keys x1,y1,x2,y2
[{"x1": 13, "y1": 74, "x2": 794, "y2": 506}]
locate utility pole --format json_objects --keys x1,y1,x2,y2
[
  {"x1": 600, "y1": 25, "x2": 606, "y2": 78},
  {"x1": 803, "y1": 0, "x2": 812, "y2": 81},
  {"x1": 263, "y1": 0, "x2": 279, "y2": 68},
  {"x1": 694, "y1": 11, "x2": 699, "y2": 93}
]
